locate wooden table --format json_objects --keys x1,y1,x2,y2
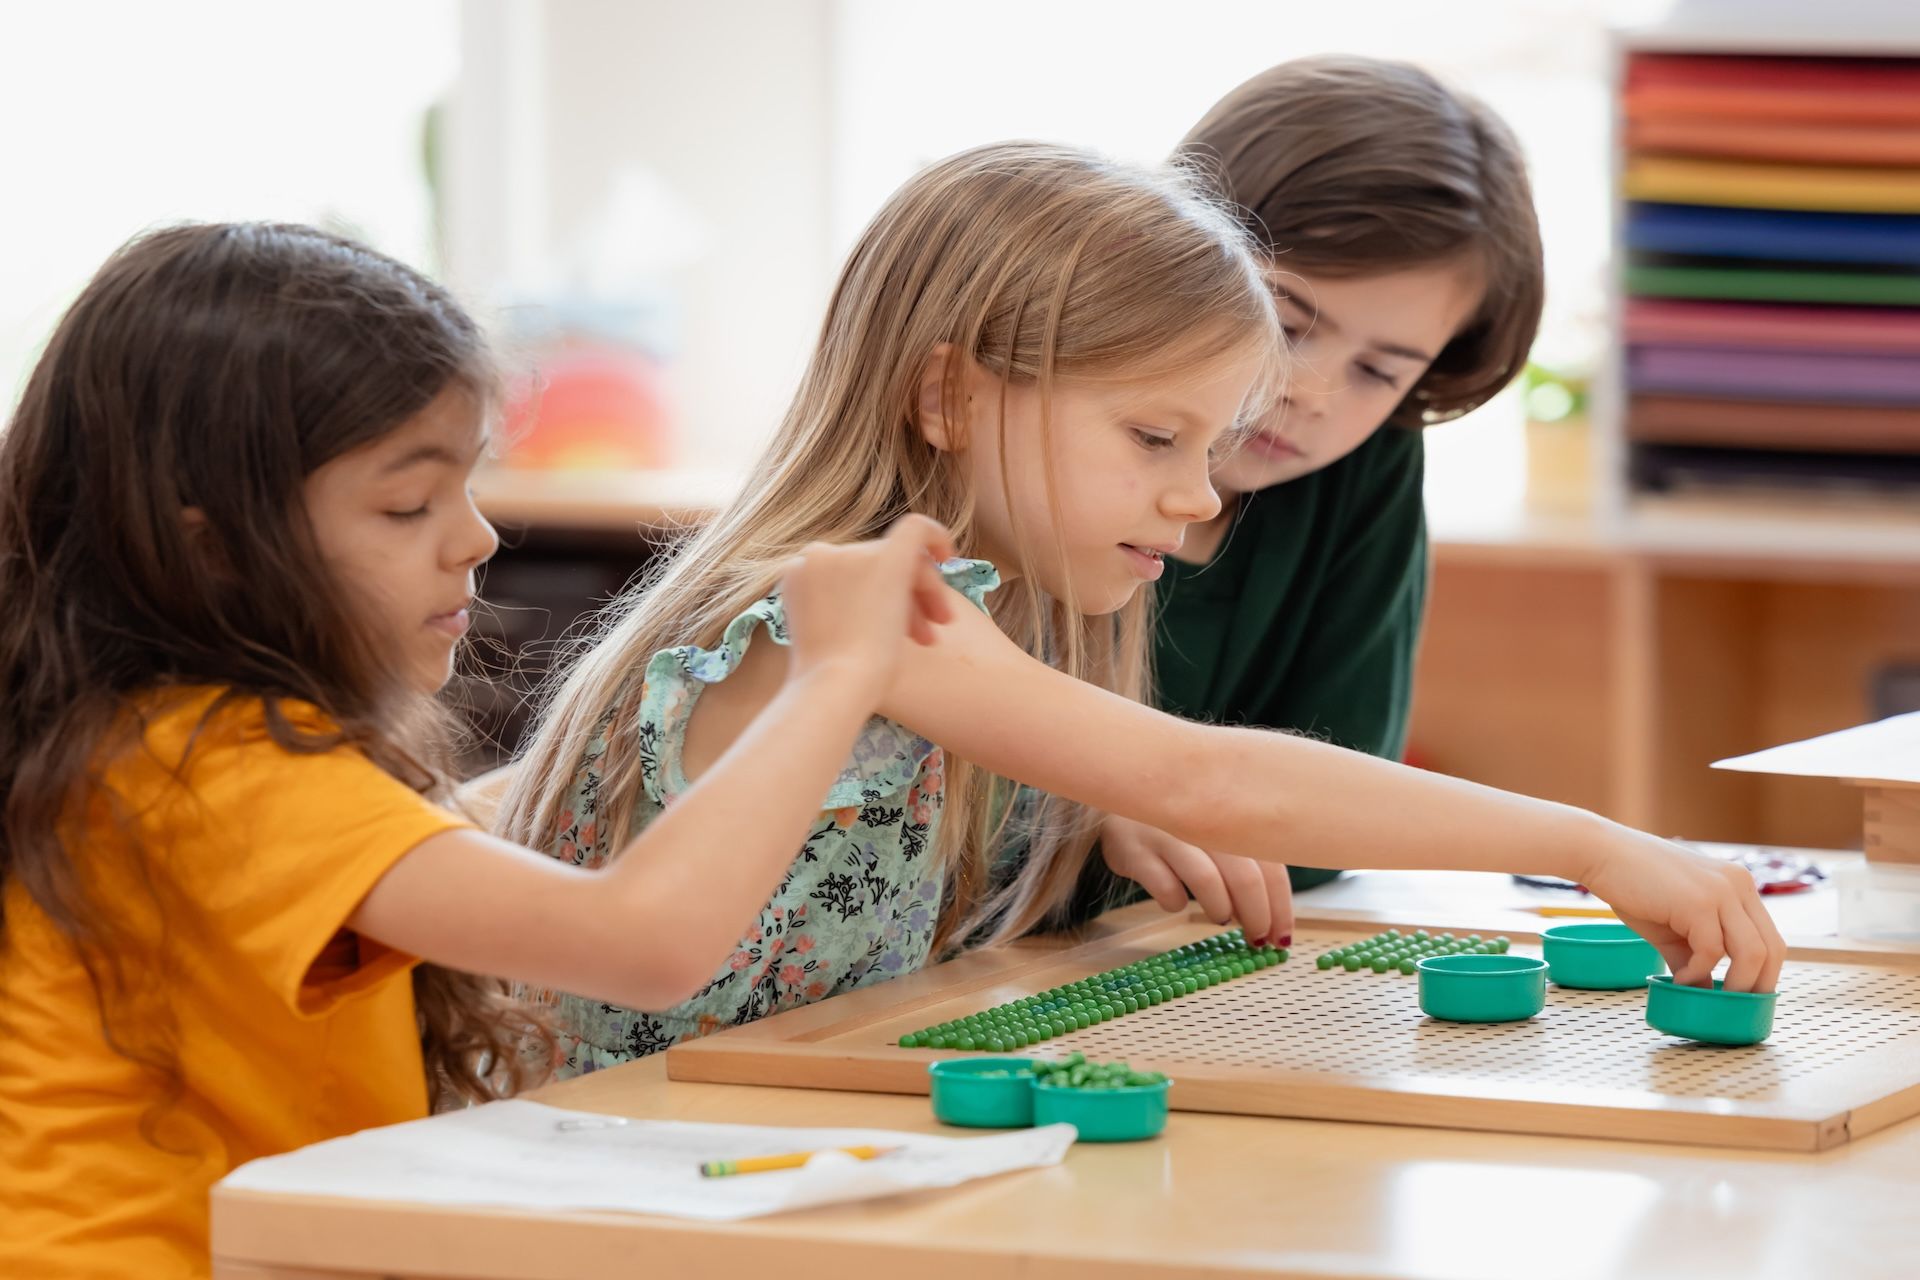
[{"x1": 211, "y1": 864, "x2": 1920, "y2": 1280}]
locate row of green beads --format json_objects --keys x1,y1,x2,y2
[
  {"x1": 899, "y1": 929, "x2": 1286, "y2": 1051},
  {"x1": 1313, "y1": 928, "x2": 1512, "y2": 975}
]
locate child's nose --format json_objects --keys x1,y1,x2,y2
[
  {"x1": 450, "y1": 499, "x2": 500, "y2": 569},
  {"x1": 1283, "y1": 358, "x2": 1337, "y2": 417},
  {"x1": 1163, "y1": 460, "x2": 1222, "y2": 525}
]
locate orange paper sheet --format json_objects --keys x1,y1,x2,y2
[{"x1": 1628, "y1": 117, "x2": 1920, "y2": 168}]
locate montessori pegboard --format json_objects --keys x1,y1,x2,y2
[{"x1": 665, "y1": 908, "x2": 1920, "y2": 1151}]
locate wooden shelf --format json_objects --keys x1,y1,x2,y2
[
  {"x1": 478, "y1": 467, "x2": 1920, "y2": 576},
  {"x1": 1431, "y1": 500, "x2": 1920, "y2": 582},
  {"x1": 471, "y1": 465, "x2": 741, "y2": 532}
]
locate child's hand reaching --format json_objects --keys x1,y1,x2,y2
[
  {"x1": 1100, "y1": 815, "x2": 1294, "y2": 948},
  {"x1": 1576, "y1": 828, "x2": 1788, "y2": 993},
  {"x1": 780, "y1": 515, "x2": 960, "y2": 706}
]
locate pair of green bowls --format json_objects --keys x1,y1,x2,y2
[
  {"x1": 1418, "y1": 923, "x2": 1777, "y2": 1045},
  {"x1": 927, "y1": 1058, "x2": 1170, "y2": 1141}
]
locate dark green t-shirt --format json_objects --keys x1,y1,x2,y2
[{"x1": 1057, "y1": 424, "x2": 1430, "y2": 922}]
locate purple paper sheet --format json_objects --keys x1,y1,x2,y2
[{"x1": 1629, "y1": 346, "x2": 1920, "y2": 404}]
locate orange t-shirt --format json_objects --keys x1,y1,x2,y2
[{"x1": 0, "y1": 688, "x2": 470, "y2": 1278}]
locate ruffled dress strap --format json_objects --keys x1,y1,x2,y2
[{"x1": 635, "y1": 557, "x2": 999, "y2": 809}]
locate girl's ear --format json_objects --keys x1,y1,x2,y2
[{"x1": 914, "y1": 343, "x2": 968, "y2": 454}]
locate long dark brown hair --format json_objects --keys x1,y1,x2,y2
[
  {"x1": 1180, "y1": 54, "x2": 1545, "y2": 427},
  {"x1": 0, "y1": 222, "x2": 545, "y2": 1115}
]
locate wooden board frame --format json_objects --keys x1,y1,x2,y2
[{"x1": 666, "y1": 903, "x2": 1920, "y2": 1153}]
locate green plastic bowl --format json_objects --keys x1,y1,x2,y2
[
  {"x1": 1031, "y1": 1076, "x2": 1171, "y2": 1142},
  {"x1": 1417, "y1": 953, "x2": 1547, "y2": 1023},
  {"x1": 1542, "y1": 922, "x2": 1667, "y2": 990},
  {"x1": 1646, "y1": 976, "x2": 1778, "y2": 1046},
  {"x1": 928, "y1": 1057, "x2": 1037, "y2": 1128}
]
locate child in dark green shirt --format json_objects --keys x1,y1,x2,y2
[{"x1": 1061, "y1": 55, "x2": 1545, "y2": 944}]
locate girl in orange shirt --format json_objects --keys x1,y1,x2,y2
[{"x1": 0, "y1": 222, "x2": 957, "y2": 1278}]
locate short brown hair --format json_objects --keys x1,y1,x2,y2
[{"x1": 1178, "y1": 54, "x2": 1544, "y2": 428}]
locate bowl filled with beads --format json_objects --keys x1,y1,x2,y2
[{"x1": 1029, "y1": 1054, "x2": 1172, "y2": 1141}]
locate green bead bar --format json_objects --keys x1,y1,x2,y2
[
  {"x1": 1313, "y1": 928, "x2": 1512, "y2": 977},
  {"x1": 898, "y1": 929, "x2": 1286, "y2": 1048}
]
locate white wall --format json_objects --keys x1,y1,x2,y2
[
  {"x1": 0, "y1": 1, "x2": 455, "y2": 414},
  {"x1": 448, "y1": 0, "x2": 837, "y2": 467}
]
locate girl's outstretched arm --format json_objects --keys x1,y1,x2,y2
[
  {"x1": 879, "y1": 598, "x2": 1786, "y2": 993},
  {"x1": 346, "y1": 518, "x2": 959, "y2": 1010}
]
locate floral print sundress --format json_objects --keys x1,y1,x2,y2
[{"x1": 532, "y1": 558, "x2": 1000, "y2": 1077}]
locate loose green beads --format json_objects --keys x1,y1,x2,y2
[
  {"x1": 1030, "y1": 1053, "x2": 1165, "y2": 1090},
  {"x1": 899, "y1": 928, "x2": 1285, "y2": 1050},
  {"x1": 1315, "y1": 928, "x2": 1510, "y2": 977}
]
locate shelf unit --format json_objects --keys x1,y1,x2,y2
[{"x1": 1601, "y1": 10, "x2": 1920, "y2": 527}]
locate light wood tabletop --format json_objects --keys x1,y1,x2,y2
[
  {"x1": 210, "y1": 864, "x2": 1920, "y2": 1280},
  {"x1": 209, "y1": 1047, "x2": 1920, "y2": 1280}
]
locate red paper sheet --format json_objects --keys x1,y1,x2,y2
[
  {"x1": 1628, "y1": 53, "x2": 1920, "y2": 95},
  {"x1": 1624, "y1": 300, "x2": 1920, "y2": 354}
]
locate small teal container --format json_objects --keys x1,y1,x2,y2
[
  {"x1": 928, "y1": 1058, "x2": 1037, "y2": 1128},
  {"x1": 1031, "y1": 1076, "x2": 1171, "y2": 1142},
  {"x1": 1542, "y1": 922, "x2": 1667, "y2": 990},
  {"x1": 1646, "y1": 976, "x2": 1778, "y2": 1046},
  {"x1": 1417, "y1": 953, "x2": 1548, "y2": 1023}
]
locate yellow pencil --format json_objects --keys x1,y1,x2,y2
[
  {"x1": 699, "y1": 1144, "x2": 896, "y2": 1177},
  {"x1": 1531, "y1": 906, "x2": 1618, "y2": 918}
]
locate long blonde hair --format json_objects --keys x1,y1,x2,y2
[{"x1": 497, "y1": 141, "x2": 1281, "y2": 951}]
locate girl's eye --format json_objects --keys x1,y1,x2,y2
[
  {"x1": 1358, "y1": 363, "x2": 1402, "y2": 390},
  {"x1": 386, "y1": 504, "x2": 431, "y2": 522},
  {"x1": 1132, "y1": 428, "x2": 1177, "y2": 452}
]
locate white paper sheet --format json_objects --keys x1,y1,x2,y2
[
  {"x1": 1711, "y1": 712, "x2": 1920, "y2": 786},
  {"x1": 219, "y1": 1100, "x2": 1076, "y2": 1221}
]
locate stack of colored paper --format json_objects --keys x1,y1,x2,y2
[{"x1": 1620, "y1": 52, "x2": 1920, "y2": 494}]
